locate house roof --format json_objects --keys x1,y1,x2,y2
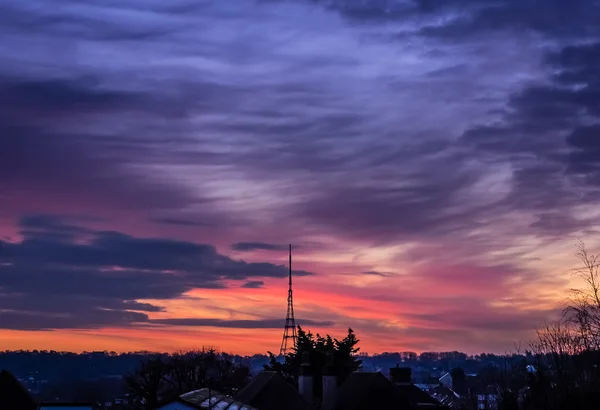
[
  {"x1": 395, "y1": 383, "x2": 441, "y2": 406},
  {"x1": 334, "y1": 371, "x2": 446, "y2": 410},
  {"x1": 234, "y1": 371, "x2": 304, "y2": 410},
  {"x1": 415, "y1": 384, "x2": 439, "y2": 390},
  {"x1": 334, "y1": 372, "x2": 403, "y2": 410},
  {"x1": 0, "y1": 369, "x2": 37, "y2": 410},
  {"x1": 415, "y1": 385, "x2": 461, "y2": 408},
  {"x1": 178, "y1": 388, "x2": 257, "y2": 410}
]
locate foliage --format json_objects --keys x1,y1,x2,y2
[
  {"x1": 125, "y1": 348, "x2": 251, "y2": 409},
  {"x1": 264, "y1": 326, "x2": 362, "y2": 390}
]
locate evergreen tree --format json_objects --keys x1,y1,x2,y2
[{"x1": 264, "y1": 326, "x2": 362, "y2": 389}]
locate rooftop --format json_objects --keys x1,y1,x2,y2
[
  {"x1": 334, "y1": 371, "x2": 446, "y2": 410},
  {"x1": 334, "y1": 372, "x2": 400, "y2": 410},
  {"x1": 234, "y1": 371, "x2": 304, "y2": 410},
  {"x1": 0, "y1": 370, "x2": 37, "y2": 410},
  {"x1": 179, "y1": 388, "x2": 257, "y2": 410}
]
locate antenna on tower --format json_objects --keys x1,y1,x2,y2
[{"x1": 279, "y1": 244, "x2": 297, "y2": 356}]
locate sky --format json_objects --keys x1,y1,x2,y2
[{"x1": 1, "y1": 0, "x2": 600, "y2": 355}]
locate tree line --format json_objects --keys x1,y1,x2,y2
[
  {"x1": 124, "y1": 328, "x2": 362, "y2": 408},
  {"x1": 124, "y1": 348, "x2": 251, "y2": 409}
]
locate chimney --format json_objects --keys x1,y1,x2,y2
[
  {"x1": 322, "y1": 350, "x2": 337, "y2": 410},
  {"x1": 298, "y1": 351, "x2": 313, "y2": 406},
  {"x1": 390, "y1": 365, "x2": 412, "y2": 385}
]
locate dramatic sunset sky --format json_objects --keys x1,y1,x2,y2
[{"x1": 1, "y1": 0, "x2": 600, "y2": 355}]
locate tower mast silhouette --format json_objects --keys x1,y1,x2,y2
[{"x1": 279, "y1": 244, "x2": 297, "y2": 356}]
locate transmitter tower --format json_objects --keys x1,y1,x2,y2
[{"x1": 279, "y1": 244, "x2": 297, "y2": 356}]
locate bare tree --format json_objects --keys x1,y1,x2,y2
[
  {"x1": 531, "y1": 321, "x2": 582, "y2": 356},
  {"x1": 125, "y1": 355, "x2": 170, "y2": 410},
  {"x1": 125, "y1": 349, "x2": 250, "y2": 409},
  {"x1": 563, "y1": 240, "x2": 600, "y2": 351},
  {"x1": 520, "y1": 241, "x2": 600, "y2": 410}
]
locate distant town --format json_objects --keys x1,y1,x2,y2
[{"x1": 1, "y1": 347, "x2": 525, "y2": 409}]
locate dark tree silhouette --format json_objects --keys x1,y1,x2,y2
[
  {"x1": 496, "y1": 242, "x2": 600, "y2": 410},
  {"x1": 264, "y1": 326, "x2": 362, "y2": 396},
  {"x1": 125, "y1": 349, "x2": 250, "y2": 409},
  {"x1": 126, "y1": 355, "x2": 168, "y2": 410}
]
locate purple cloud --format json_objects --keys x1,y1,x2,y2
[
  {"x1": 0, "y1": 216, "x2": 313, "y2": 330},
  {"x1": 232, "y1": 242, "x2": 289, "y2": 252},
  {"x1": 0, "y1": 0, "x2": 599, "y2": 351},
  {"x1": 241, "y1": 280, "x2": 266, "y2": 288}
]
